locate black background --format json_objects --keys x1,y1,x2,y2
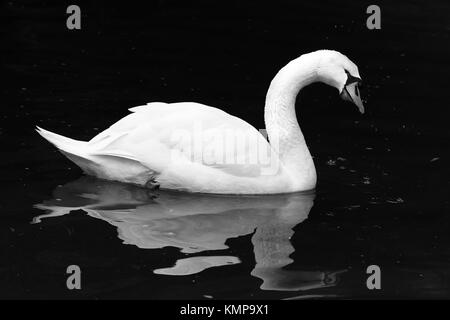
[{"x1": 1, "y1": 0, "x2": 450, "y2": 299}]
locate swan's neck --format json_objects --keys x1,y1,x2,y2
[{"x1": 264, "y1": 54, "x2": 320, "y2": 189}]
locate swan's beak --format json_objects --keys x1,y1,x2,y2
[{"x1": 341, "y1": 82, "x2": 364, "y2": 114}]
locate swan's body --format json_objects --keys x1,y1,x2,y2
[{"x1": 37, "y1": 50, "x2": 363, "y2": 194}]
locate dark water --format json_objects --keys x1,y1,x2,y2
[{"x1": 1, "y1": 0, "x2": 449, "y2": 299}]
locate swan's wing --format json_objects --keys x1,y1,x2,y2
[
  {"x1": 89, "y1": 102, "x2": 226, "y2": 145},
  {"x1": 87, "y1": 102, "x2": 275, "y2": 177}
]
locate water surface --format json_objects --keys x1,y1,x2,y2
[{"x1": 1, "y1": 0, "x2": 449, "y2": 299}]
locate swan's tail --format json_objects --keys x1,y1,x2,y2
[
  {"x1": 36, "y1": 126, "x2": 86, "y2": 152},
  {"x1": 36, "y1": 126, "x2": 152, "y2": 185},
  {"x1": 35, "y1": 126, "x2": 96, "y2": 173}
]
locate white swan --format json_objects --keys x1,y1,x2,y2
[{"x1": 37, "y1": 50, "x2": 363, "y2": 194}]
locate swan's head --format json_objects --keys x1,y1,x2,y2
[{"x1": 315, "y1": 50, "x2": 364, "y2": 114}]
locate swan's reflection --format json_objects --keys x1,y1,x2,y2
[{"x1": 34, "y1": 177, "x2": 344, "y2": 291}]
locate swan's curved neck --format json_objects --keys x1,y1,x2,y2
[{"x1": 264, "y1": 54, "x2": 320, "y2": 188}]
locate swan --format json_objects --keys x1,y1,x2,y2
[{"x1": 36, "y1": 50, "x2": 363, "y2": 194}]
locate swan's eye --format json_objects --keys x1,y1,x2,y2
[{"x1": 344, "y1": 70, "x2": 361, "y2": 86}]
